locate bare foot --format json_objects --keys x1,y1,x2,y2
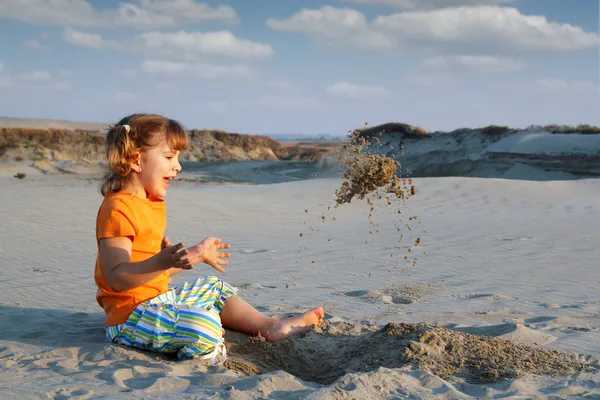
[{"x1": 263, "y1": 307, "x2": 324, "y2": 342}]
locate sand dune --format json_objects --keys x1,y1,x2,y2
[
  {"x1": 0, "y1": 116, "x2": 109, "y2": 131},
  {"x1": 366, "y1": 126, "x2": 600, "y2": 179},
  {"x1": 1, "y1": 175, "x2": 600, "y2": 398}
]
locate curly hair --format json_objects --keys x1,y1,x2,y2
[{"x1": 101, "y1": 113, "x2": 189, "y2": 196}]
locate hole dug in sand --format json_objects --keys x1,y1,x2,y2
[{"x1": 224, "y1": 321, "x2": 595, "y2": 386}]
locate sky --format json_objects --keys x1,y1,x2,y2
[{"x1": 0, "y1": 0, "x2": 598, "y2": 135}]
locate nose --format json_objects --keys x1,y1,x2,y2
[{"x1": 174, "y1": 158, "x2": 182, "y2": 172}]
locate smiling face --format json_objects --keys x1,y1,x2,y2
[{"x1": 134, "y1": 135, "x2": 182, "y2": 199}]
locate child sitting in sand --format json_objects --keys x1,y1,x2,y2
[{"x1": 94, "y1": 113, "x2": 324, "y2": 364}]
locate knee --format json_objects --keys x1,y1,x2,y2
[{"x1": 185, "y1": 275, "x2": 222, "y2": 286}]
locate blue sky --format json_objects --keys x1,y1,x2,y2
[{"x1": 0, "y1": 0, "x2": 598, "y2": 135}]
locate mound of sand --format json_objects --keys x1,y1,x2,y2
[
  {"x1": 453, "y1": 322, "x2": 558, "y2": 346},
  {"x1": 225, "y1": 321, "x2": 594, "y2": 385}
]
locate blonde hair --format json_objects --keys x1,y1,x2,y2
[{"x1": 101, "y1": 113, "x2": 189, "y2": 196}]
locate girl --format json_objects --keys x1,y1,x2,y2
[{"x1": 94, "y1": 113, "x2": 324, "y2": 365}]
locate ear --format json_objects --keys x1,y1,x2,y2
[{"x1": 131, "y1": 152, "x2": 142, "y2": 173}]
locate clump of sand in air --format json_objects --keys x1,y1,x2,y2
[
  {"x1": 334, "y1": 123, "x2": 422, "y2": 267},
  {"x1": 298, "y1": 122, "x2": 424, "y2": 270},
  {"x1": 334, "y1": 128, "x2": 414, "y2": 207}
]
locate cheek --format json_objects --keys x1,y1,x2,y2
[{"x1": 140, "y1": 167, "x2": 160, "y2": 183}]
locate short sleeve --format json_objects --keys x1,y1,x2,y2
[{"x1": 97, "y1": 198, "x2": 137, "y2": 241}]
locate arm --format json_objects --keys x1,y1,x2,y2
[
  {"x1": 167, "y1": 266, "x2": 185, "y2": 277},
  {"x1": 100, "y1": 236, "x2": 185, "y2": 292}
]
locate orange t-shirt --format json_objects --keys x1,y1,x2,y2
[{"x1": 94, "y1": 191, "x2": 171, "y2": 327}]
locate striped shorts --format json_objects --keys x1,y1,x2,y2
[{"x1": 106, "y1": 276, "x2": 237, "y2": 365}]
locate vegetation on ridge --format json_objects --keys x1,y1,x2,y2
[
  {"x1": 0, "y1": 127, "x2": 332, "y2": 164},
  {"x1": 355, "y1": 122, "x2": 600, "y2": 139}
]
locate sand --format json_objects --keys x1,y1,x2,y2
[
  {"x1": 0, "y1": 116, "x2": 109, "y2": 131},
  {"x1": 1, "y1": 170, "x2": 600, "y2": 398}
]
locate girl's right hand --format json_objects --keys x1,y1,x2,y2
[
  {"x1": 186, "y1": 237, "x2": 231, "y2": 273},
  {"x1": 159, "y1": 242, "x2": 193, "y2": 270}
]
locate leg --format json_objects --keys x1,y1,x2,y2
[
  {"x1": 175, "y1": 305, "x2": 226, "y2": 363},
  {"x1": 220, "y1": 295, "x2": 324, "y2": 342}
]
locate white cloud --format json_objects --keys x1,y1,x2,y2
[
  {"x1": 138, "y1": 0, "x2": 238, "y2": 24},
  {"x1": 0, "y1": 62, "x2": 69, "y2": 91},
  {"x1": 344, "y1": 0, "x2": 515, "y2": 9},
  {"x1": 267, "y1": 7, "x2": 367, "y2": 40},
  {"x1": 0, "y1": 0, "x2": 239, "y2": 29},
  {"x1": 19, "y1": 70, "x2": 52, "y2": 82},
  {"x1": 266, "y1": 6, "x2": 392, "y2": 51},
  {"x1": 423, "y1": 55, "x2": 526, "y2": 72},
  {"x1": 374, "y1": 6, "x2": 599, "y2": 52},
  {"x1": 409, "y1": 55, "x2": 525, "y2": 87},
  {"x1": 62, "y1": 28, "x2": 121, "y2": 50},
  {"x1": 325, "y1": 81, "x2": 390, "y2": 99},
  {"x1": 267, "y1": 6, "x2": 599, "y2": 54},
  {"x1": 135, "y1": 31, "x2": 273, "y2": 60},
  {"x1": 141, "y1": 60, "x2": 253, "y2": 79},
  {"x1": 62, "y1": 29, "x2": 273, "y2": 61},
  {"x1": 23, "y1": 39, "x2": 49, "y2": 50}
]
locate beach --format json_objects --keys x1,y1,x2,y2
[{"x1": 1, "y1": 169, "x2": 599, "y2": 398}]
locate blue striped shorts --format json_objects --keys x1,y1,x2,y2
[{"x1": 106, "y1": 276, "x2": 237, "y2": 365}]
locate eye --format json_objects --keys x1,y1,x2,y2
[{"x1": 165, "y1": 156, "x2": 174, "y2": 160}]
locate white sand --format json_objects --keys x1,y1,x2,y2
[{"x1": 1, "y1": 172, "x2": 599, "y2": 398}]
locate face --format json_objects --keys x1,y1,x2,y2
[{"x1": 133, "y1": 136, "x2": 182, "y2": 199}]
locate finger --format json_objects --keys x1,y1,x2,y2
[
  {"x1": 177, "y1": 260, "x2": 193, "y2": 269},
  {"x1": 171, "y1": 242, "x2": 184, "y2": 253},
  {"x1": 218, "y1": 252, "x2": 230, "y2": 258},
  {"x1": 175, "y1": 248, "x2": 189, "y2": 260},
  {"x1": 219, "y1": 243, "x2": 230, "y2": 250},
  {"x1": 174, "y1": 256, "x2": 191, "y2": 266},
  {"x1": 164, "y1": 236, "x2": 172, "y2": 246},
  {"x1": 213, "y1": 265, "x2": 225, "y2": 273},
  {"x1": 211, "y1": 262, "x2": 225, "y2": 273},
  {"x1": 218, "y1": 260, "x2": 229, "y2": 267}
]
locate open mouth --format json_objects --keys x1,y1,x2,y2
[{"x1": 163, "y1": 177, "x2": 174, "y2": 187}]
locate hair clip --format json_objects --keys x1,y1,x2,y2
[{"x1": 122, "y1": 124, "x2": 130, "y2": 134}]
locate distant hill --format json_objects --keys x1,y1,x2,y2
[
  {"x1": 0, "y1": 116, "x2": 110, "y2": 132},
  {"x1": 352, "y1": 122, "x2": 600, "y2": 179},
  {"x1": 3, "y1": 117, "x2": 600, "y2": 179}
]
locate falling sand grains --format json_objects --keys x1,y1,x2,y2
[
  {"x1": 297, "y1": 122, "x2": 425, "y2": 273},
  {"x1": 333, "y1": 124, "x2": 423, "y2": 266}
]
